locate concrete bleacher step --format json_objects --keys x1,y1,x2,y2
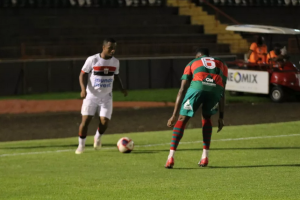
[
  {"x1": 0, "y1": 5, "x2": 231, "y2": 58},
  {"x1": 169, "y1": 0, "x2": 249, "y2": 54}
]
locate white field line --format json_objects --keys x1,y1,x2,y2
[{"x1": 1, "y1": 134, "x2": 300, "y2": 158}]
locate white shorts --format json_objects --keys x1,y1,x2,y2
[{"x1": 81, "y1": 97, "x2": 113, "y2": 119}]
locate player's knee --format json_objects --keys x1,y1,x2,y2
[
  {"x1": 78, "y1": 133, "x2": 87, "y2": 138},
  {"x1": 202, "y1": 114, "x2": 211, "y2": 120},
  {"x1": 80, "y1": 119, "x2": 90, "y2": 128},
  {"x1": 100, "y1": 117, "x2": 110, "y2": 126},
  {"x1": 202, "y1": 118, "x2": 212, "y2": 126},
  {"x1": 178, "y1": 115, "x2": 189, "y2": 123}
]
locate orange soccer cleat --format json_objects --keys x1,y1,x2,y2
[
  {"x1": 165, "y1": 157, "x2": 174, "y2": 169},
  {"x1": 198, "y1": 157, "x2": 209, "y2": 167}
]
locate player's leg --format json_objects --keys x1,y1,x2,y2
[
  {"x1": 199, "y1": 114, "x2": 212, "y2": 167},
  {"x1": 76, "y1": 115, "x2": 93, "y2": 154},
  {"x1": 168, "y1": 115, "x2": 190, "y2": 158},
  {"x1": 94, "y1": 116, "x2": 110, "y2": 150},
  {"x1": 94, "y1": 96, "x2": 112, "y2": 150},
  {"x1": 165, "y1": 88, "x2": 203, "y2": 168},
  {"x1": 76, "y1": 99, "x2": 97, "y2": 154},
  {"x1": 165, "y1": 115, "x2": 190, "y2": 168},
  {"x1": 198, "y1": 92, "x2": 220, "y2": 166}
]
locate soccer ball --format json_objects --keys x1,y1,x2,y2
[{"x1": 117, "y1": 137, "x2": 134, "y2": 153}]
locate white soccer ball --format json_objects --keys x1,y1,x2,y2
[{"x1": 117, "y1": 137, "x2": 134, "y2": 153}]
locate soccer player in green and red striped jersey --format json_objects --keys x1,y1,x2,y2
[{"x1": 165, "y1": 48, "x2": 228, "y2": 168}]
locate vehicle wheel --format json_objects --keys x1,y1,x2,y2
[
  {"x1": 270, "y1": 86, "x2": 285, "y2": 103},
  {"x1": 229, "y1": 91, "x2": 244, "y2": 96}
]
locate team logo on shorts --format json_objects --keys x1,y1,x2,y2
[{"x1": 183, "y1": 99, "x2": 193, "y2": 111}]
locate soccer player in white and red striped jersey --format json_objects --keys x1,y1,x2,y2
[{"x1": 75, "y1": 38, "x2": 127, "y2": 154}]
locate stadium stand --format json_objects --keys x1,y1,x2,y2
[
  {"x1": 191, "y1": 0, "x2": 300, "y2": 53},
  {"x1": 0, "y1": 0, "x2": 230, "y2": 59},
  {"x1": 167, "y1": 0, "x2": 300, "y2": 55},
  {"x1": 2, "y1": 0, "x2": 298, "y2": 59}
]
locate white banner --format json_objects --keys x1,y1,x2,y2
[{"x1": 226, "y1": 69, "x2": 269, "y2": 94}]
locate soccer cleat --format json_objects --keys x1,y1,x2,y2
[
  {"x1": 165, "y1": 157, "x2": 174, "y2": 169},
  {"x1": 93, "y1": 138, "x2": 102, "y2": 150},
  {"x1": 75, "y1": 145, "x2": 85, "y2": 154},
  {"x1": 198, "y1": 157, "x2": 209, "y2": 167}
]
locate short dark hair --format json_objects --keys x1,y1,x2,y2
[
  {"x1": 103, "y1": 38, "x2": 116, "y2": 45},
  {"x1": 196, "y1": 48, "x2": 210, "y2": 56},
  {"x1": 256, "y1": 36, "x2": 264, "y2": 45}
]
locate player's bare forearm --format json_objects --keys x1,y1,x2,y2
[
  {"x1": 114, "y1": 75, "x2": 124, "y2": 90},
  {"x1": 79, "y1": 72, "x2": 88, "y2": 98},
  {"x1": 219, "y1": 92, "x2": 225, "y2": 119},
  {"x1": 114, "y1": 74, "x2": 128, "y2": 96},
  {"x1": 79, "y1": 72, "x2": 88, "y2": 91},
  {"x1": 217, "y1": 90, "x2": 226, "y2": 132},
  {"x1": 172, "y1": 80, "x2": 190, "y2": 117}
]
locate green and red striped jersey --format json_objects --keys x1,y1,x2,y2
[{"x1": 181, "y1": 56, "x2": 228, "y2": 94}]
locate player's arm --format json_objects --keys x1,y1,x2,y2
[
  {"x1": 172, "y1": 79, "x2": 190, "y2": 117},
  {"x1": 167, "y1": 63, "x2": 192, "y2": 127},
  {"x1": 114, "y1": 74, "x2": 128, "y2": 97},
  {"x1": 217, "y1": 89, "x2": 225, "y2": 133},
  {"x1": 218, "y1": 63, "x2": 227, "y2": 132},
  {"x1": 79, "y1": 71, "x2": 88, "y2": 98},
  {"x1": 80, "y1": 57, "x2": 93, "y2": 98},
  {"x1": 167, "y1": 79, "x2": 190, "y2": 127}
]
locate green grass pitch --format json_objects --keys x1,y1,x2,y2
[{"x1": 1, "y1": 121, "x2": 300, "y2": 200}]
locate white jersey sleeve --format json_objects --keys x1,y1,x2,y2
[
  {"x1": 114, "y1": 60, "x2": 120, "y2": 75},
  {"x1": 81, "y1": 56, "x2": 93, "y2": 73}
]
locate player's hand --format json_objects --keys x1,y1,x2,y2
[
  {"x1": 167, "y1": 116, "x2": 176, "y2": 128},
  {"x1": 80, "y1": 90, "x2": 87, "y2": 98},
  {"x1": 121, "y1": 89, "x2": 128, "y2": 97},
  {"x1": 217, "y1": 118, "x2": 224, "y2": 133}
]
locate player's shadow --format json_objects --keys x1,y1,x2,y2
[
  {"x1": 0, "y1": 143, "x2": 116, "y2": 149},
  {"x1": 132, "y1": 150, "x2": 160, "y2": 154},
  {"x1": 137, "y1": 146, "x2": 300, "y2": 152},
  {"x1": 212, "y1": 147, "x2": 300, "y2": 151},
  {"x1": 172, "y1": 164, "x2": 300, "y2": 170},
  {"x1": 128, "y1": 146, "x2": 300, "y2": 155}
]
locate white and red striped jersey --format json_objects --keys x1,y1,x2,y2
[{"x1": 81, "y1": 54, "x2": 120, "y2": 99}]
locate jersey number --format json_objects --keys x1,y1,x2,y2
[{"x1": 201, "y1": 57, "x2": 216, "y2": 69}]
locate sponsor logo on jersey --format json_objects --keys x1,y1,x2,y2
[
  {"x1": 94, "y1": 78, "x2": 113, "y2": 88},
  {"x1": 202, "y1": 75, "x2": 216, "y2": 87}
]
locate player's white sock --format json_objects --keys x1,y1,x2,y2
[
  {"x1": 202, "y1": 149, "x2": 209, "y2": 159},
  {"x1": 168, "y1": 150, "x2": 175, "y2": 159},
  {"x1": 94, "y1": 129, "x2": 102, "y2": 140},
  {"x1": 78, "y1": 137, "x2": 86, "y2": 147}
]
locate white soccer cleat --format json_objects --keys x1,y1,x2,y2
[
  {"x1": 93, "y1": 138, "x2": 102, "y2": 150},
  {"x1": 75, "y1": 145, "x2": 85, "y2": 154}
]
